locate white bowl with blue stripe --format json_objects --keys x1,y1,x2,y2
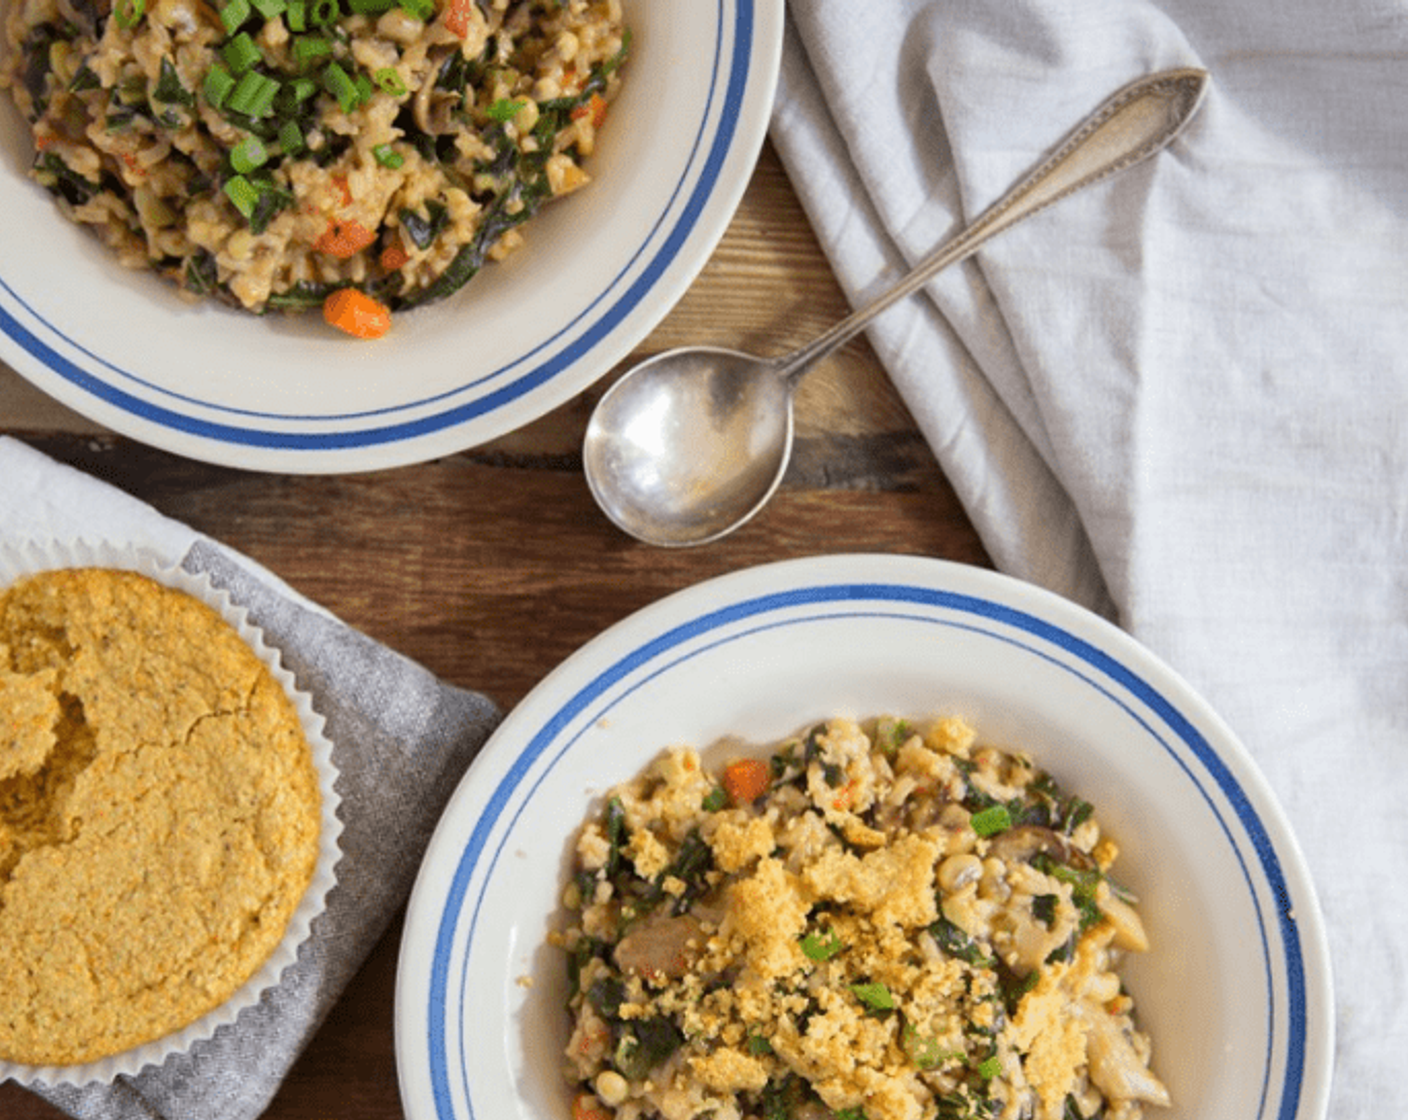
[
  {"x1": 394, "y1": 554, "x2": 1333, "y2": 1120},
  {"x1": 0, "y1": 0, "x2": 783, "y2": 472}
]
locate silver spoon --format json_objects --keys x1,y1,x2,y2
[{"x1": 583, "y1": 67, "x2": 1210, "y2": 547}]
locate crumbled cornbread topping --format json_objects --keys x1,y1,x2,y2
[
  {"x1": 0, "y1": 568, "x2": 322, "y2": 1066},
  {"x1": 556, "y1": 716, "x2": 1169, "y2": 1120}
]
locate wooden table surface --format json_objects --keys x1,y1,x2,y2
[{"x1": 0, "y1": 142, "x2": 990, "y2": 1120}]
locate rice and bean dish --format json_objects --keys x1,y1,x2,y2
[
  {"x1": 0, "y1": 0, "x2": 627, "y2": 337},
  {"x1": 554, "y1": 715, "x2": 1171, "y2": 1120}
]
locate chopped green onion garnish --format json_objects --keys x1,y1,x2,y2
[
  {"x1": 277, "y1": 76, "x2": 317, "y2": 107},
  {"x1": 223, "y1": 174, "x2": 260, "y2": 218},
  {"x1": 308, "y1": 0, "x2": 339, "y2": 24},
  {"x1": 800, "y1": 928, "x2": 844, "y2": 961},
  {"x1": 218, "y1": 0, "x2": 251, "y2": 32},
  {"x1": 321, "y1": 61, "x2": 360, "y2": 112},
  {"x1": 251, "y1": 0, "x2": 286, "y2": 17},
  {"x1": 348, "y1": 0, "x2": 395, "y2": 11},
  {"x1": 372, "y1": 67, "x2": 406, "y2": 96},
  {"x1": 230, "y1": 135, "x2": 269, "y2": 172},
  {"x1": 221, "y1": 31, "x2": 262, "y2": 74},
  {"x1": 485, "y1": 97, "x2": 524, "y2": 122},
  {"x1": 203, "y1": 64, "x2": 236, "y2": 108},
  {"x1": 277, "y1": 119, "x2": 305, "y2": 153},
  {"x1": 227, "y1": 70, "x2": 280, "y2": 117},
  {"x1": 850, "y1": 982, "x2": 895, "y2": 1011},
  {"x1": 114, "y1": 0, "x2": 145, "y2": 28},
  {"x1": 371, "y1": 143, "x2": 402, "y2": 168},
  {"x1": 396, "y1": 0, "x2": 433, "y2": 19},
  {"x1": 293, "y1": 35, "x2": 332, "y2": 65},
  {"x1": 284, "y1": 0, "x2": 306, "y2": 29},
  {"x1": 970, "y1": 804, "x2": 1012, "y2": 838},
  {"x1": 977, "y1": 1055, "x2": 1002, "y2": 1080}
]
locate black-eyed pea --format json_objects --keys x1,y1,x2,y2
[
  {"x1": 554, "y1": 30, "x2": 580, "y2": 60},
  {"x1": 513, "y1": 98, "x2": 540, "y2": 133},
  {"x1": 938, "y1": 803, "x2": 977, "y2": 854},
  {"x1": 980, "y1": 857, "x2": 1011, "y2": 899},
  {"x1": 937, "y1": 852, "x2": 983, "y2": 892},
  {"x1": 594, "y1": 1070, "x2": 629, "y2": 1105}
]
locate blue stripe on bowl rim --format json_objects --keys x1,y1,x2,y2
[
  {"x1": 0, "y1": 0, "x2": 757, "y2": 451},
  {"x1": 423, "y1": 579, "x2": 1310, "y2": 1120}
]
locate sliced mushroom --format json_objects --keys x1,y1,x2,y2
[
  {"x1": 986, "y1": 825, "x2": 1095, "y2": 870},
  {"x1": 1096, "y1": 887, "x2": 1150, "y2": 952},
  {"x1": 413, "y1": 48, "x2": 461, "y2": 135},
  {"x1": 874, "y1": 784, "x2": 952, "y2": 835},
  {"x1": 612, "y1": 913, "x2": 705, "y2": 982},
  {"x1": 1085, "y1": 1012, "x2": 1172, "y2": 1106}
]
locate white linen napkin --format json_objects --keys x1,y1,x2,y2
[
  {"x1": 771, "y1": 3, "x2": 1408, "y2": 1116},
  {"x1": 0, "y1": 435, "x2": 502, "y2": 1120}
]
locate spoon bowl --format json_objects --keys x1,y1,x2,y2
[
  {"x1": 584, "y1": 348, "x2": 794, "y2": 546},
  {"x1": 584, "y1": 68, "x2": 1210, "y2": 547}
]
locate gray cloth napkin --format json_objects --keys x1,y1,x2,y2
[
  {"x1": 770, "y1": 3, "x2": 1408, "y2": 1116},
  {"x1": 0, "y1": 437, "x2": 502, "y2": 1120}
]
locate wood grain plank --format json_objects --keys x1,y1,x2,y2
[{"x1": 7, "y1": 434, "x2": 986, "y2": 700}]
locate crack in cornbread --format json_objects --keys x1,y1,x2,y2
[
  {"x1": 554, "y1": 716, "x2": 1169, "y2": 1120},
  {"x1": 0, "y1": 567, "x2": 321, "y2": 1066}
]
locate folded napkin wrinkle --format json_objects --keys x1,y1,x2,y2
[
  {"x1": 771, "y1": 3, "x2": 1408, "y2": 1116},
  {"x1": 0, "y1": 436, "x2": 502, "y2": 1120}
]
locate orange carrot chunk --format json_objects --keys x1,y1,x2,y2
[
  {"x1": 314, "y1": 218, "x2": 377, "y2": 258},
  {"x1": 379, "y1": 242, "x2": 410, "y2": 271},
  {"x1": 571, "y1": 92, "x2": 609, "y2": 129},
  {"x1": 443, "y1": 0, "x2": 476, "y2": 38},
  {"x1": 572, "y1": 1094, "x2": 611, "y2": 1120},
  {"x1": 722, "y1": 758, "x2": 771, "y2": 805},
  {"x1": 323, "y1": 288, "x2": 391, "y2": 339}
]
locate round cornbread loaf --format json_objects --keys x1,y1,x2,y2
[{"x1": 0, "y1": 567, "x2": 322, "y2": 1067}]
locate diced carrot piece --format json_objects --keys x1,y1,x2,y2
[
  {"x1": 443, "y1": 0, "x2": 475, "y2": 37},
  {"x1": 722, "y1": 758, "x2": 771, "y2": 805},
  {"x1": 379, "y1": 241, "x2": 410, "y2": 271},
  {"x1": 572, "y1": 1094, "x2": 611, "y2": 1120},
  {"x1": 571, "y1": 92, "x2": 608, "y2": 129},
  {"x1": 314, "y1": 218, "x2": 377, "y2": 258},
  {"x1": 323, "y1": 287, "x2": 391, "y2": 339}
]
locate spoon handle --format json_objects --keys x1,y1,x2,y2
[{"x1": 776, "y1": 66, "x2": 1210, "y2": 383}]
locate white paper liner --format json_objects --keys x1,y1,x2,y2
[{"x1": 0, "y1": 538, "x2": 344, "y2": 1088}]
